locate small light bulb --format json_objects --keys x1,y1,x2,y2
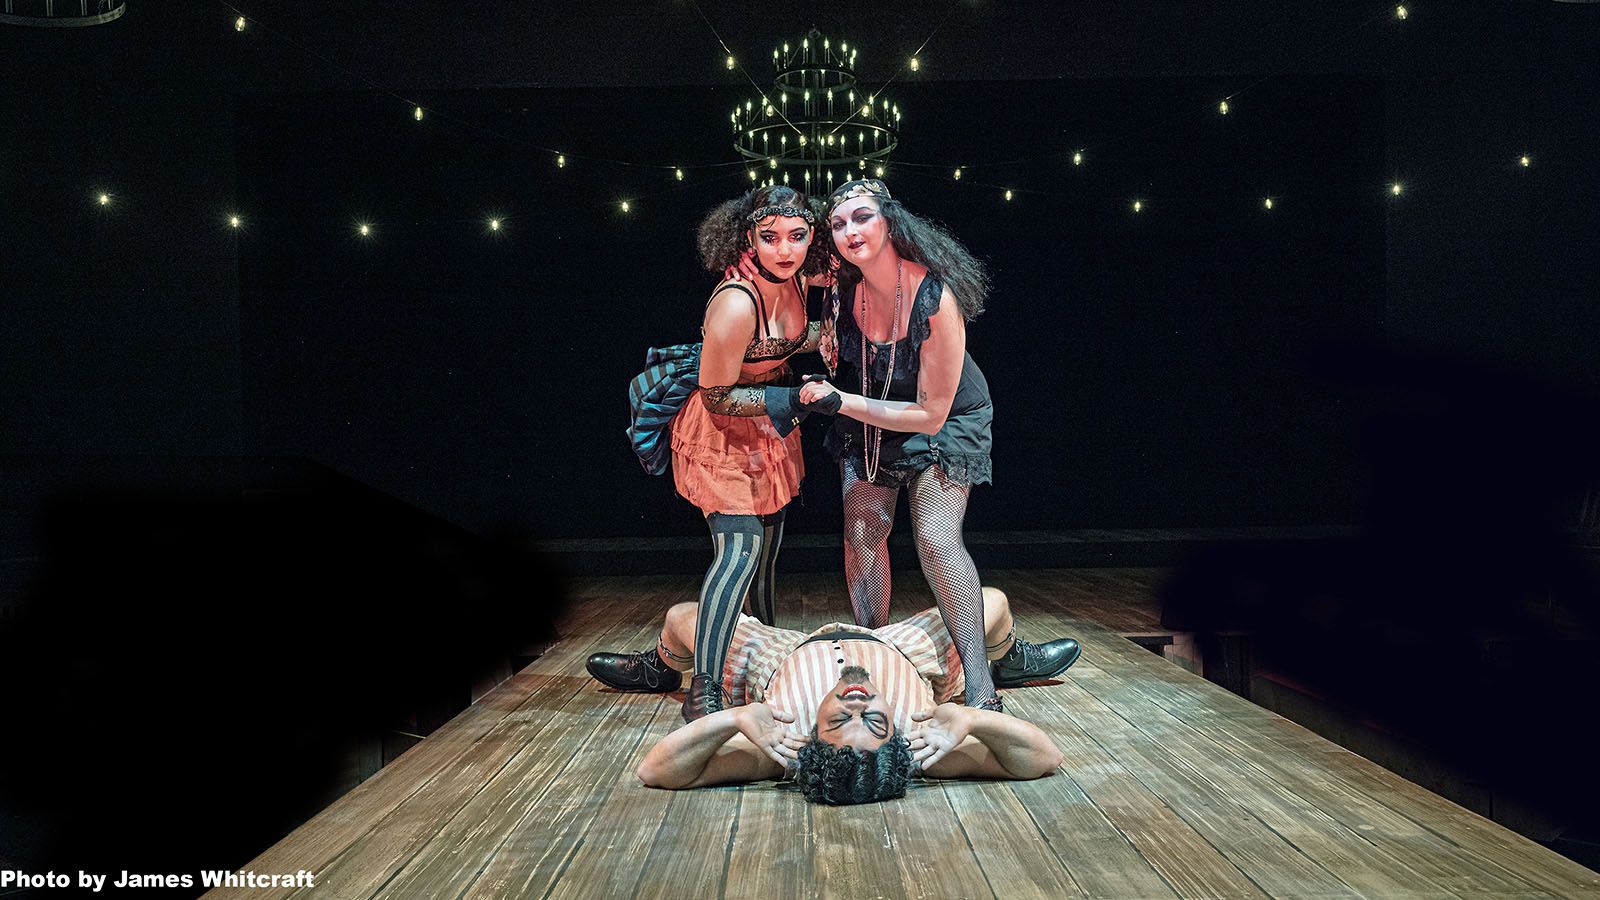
[
  {"x1": 1519, "y1": 154, "x2": 1531, "y2": 167},
  {"x1": 229, "y1": 214, "x2": 241, "y2": 228},
  {"x1": 858, "y1": 160, "x2": 866, "y2": 170},
  {"x1": 556, "y1": 154, "x2": 566, "y2": 168},
  {"x1": 805, "y1": 170, "x2": 812, "y2": 182},
  {"x1": 97, "y1": 193, "x2": 111, "y2": 206},
  {"x1": 1396, "y1": 4, "x2": 1408, "y2": 20},
  {"x1": 675, "y1": 168, "x2": 684, "y2": 181},
  {"x1": 726, "y1": 55, "x2": 735, "y2": 70},
  {"x1": 783, "y1": 172, "x2": 790, "y2": 184},
  {"x1": 489, "y1": 218, "x2": 501, "y2": 231},
  {"x1": 1264, "y1": 198, "x2": 1274, "y2": 210},
  {"x1": 1219, "y1": 100, "x2": 1229, "y2": 115},
  {"x1": 234, "y1": 15, "x2": 246, "y2": 31},
  {"x1": 862, "y1": 105, "x2": 872, "y2": 117},
  {"x1": 910, "y1": 57, "x2": 920, "y2": 72},
  {"x1": 827, "y1": 134, "x2": 835, "y2": 145},
  {"x1": 799, "y1": 135, "x2": 807, "y2": 145},
  {"x1": 1072, "y1": 151, "x2": 1083, "y2": 166},
  {"x1": 824, "y1": 38, "x2": 829, "y2": 50},
  {"x1": 875, "y1": 165, "x2": 885, "y2": 177},
  {"x1": 804, "y1": 90, "x2": 810, "y2": 101},
  {"x1": 953, "y1": 168, "x2": 962, "y2": 180},
  {"x1": 765, "y1": 104, "x2": 775, "y2": 116},
  {"x1": 1391, "y1": 182, "x2": 1403, "y2": 196},
  {"x1": 746, "y1": 100, "x2": 753, "y2": 111},
  {"x1": 841, "y1": 42, "x2": 848, "y2": 53},
  {"x1": 620, "y1": 201, "x2": 630, "y2": 213},
  {"x1": 358, "y1": 223, "x2": 371, "y2": 236},
  {"x1": 1004, "y1": 190, "x2": 1013, "y2": 201},
  {"x1": 413, "y1": 105, "x2": 424, "y2": 121},
  {"x1": 769, "y1": 157, "x2": 777, "y2": 169},
  {"x1": 1132, "y1": 200, "x2": 1143, "y2": 213},
  {"x1": 749, "y1": 170, "x2": 757, "y2": 181}
]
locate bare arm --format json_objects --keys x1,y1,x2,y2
[
  {"x1": 636, "y1": 705, "x2": 792, "y2": 789},
  {"x1": 696, "y1": 282, "x2": 811, "y2": 431},
  {"x1": 912, "y1": 705, "x2": 1063, "y2": 781},
  {"x1": 803, "y1": 286, "x2": 965, "y2": 436}
]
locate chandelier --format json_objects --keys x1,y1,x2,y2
[
  {"x1": 0, "y1": 0, "x2": 126, "y2": 26},
  {"x1": 732, "y1": 28, "x2": 900, "y2": 193}
]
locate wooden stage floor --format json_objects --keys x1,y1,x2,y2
[{"x1": 209, "y1": 570, "x2": 1600, "y2": 899}]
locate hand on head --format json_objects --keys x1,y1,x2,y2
[
  {"x1": 735, "y1": 703, "x2": 809, "y2": 767},
  {"x1": 907, "y1": 703, "x2": 972, "y2": 770}
]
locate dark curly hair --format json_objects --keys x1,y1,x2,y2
[
  {"x1": 697, "y1": 185, "x2": 831, "y2": 277},
  {"x1": 793, "y1": 727, "x2": 915, "y2": 805},
  {"x1": 827, "y1": 180, "x2": 990, "y2": 321}
]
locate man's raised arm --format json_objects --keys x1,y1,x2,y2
[{"x1": 636, "y1": 703, "x2": 800, "y2": 789}]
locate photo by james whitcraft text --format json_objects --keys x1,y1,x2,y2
[{"x1": 2, "y1": 869, "x2": 317, "y2": 891}]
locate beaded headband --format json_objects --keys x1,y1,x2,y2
[
  {"x1": 746, "y1": 204, "x2": 817, "y2": 224},
  {"x1": 827, "y1": 179, "x2": 892, "y2": 212}
]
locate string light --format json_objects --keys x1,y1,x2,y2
[
  {"x1": 1218, "y1": 100, "x2": 1230, "y2": 115},
  {"x1": 1395, "y1": 4, "x2": 1408, "y2": 20},
  {"x1": 488, "y1": 218, "x2": 501, "y2": 231},
  {"x1": 96, "y1": 192, "x2": 111, "y2": 206},
  {"x1": 229, "y1": 214, "x2": 242, "y2": 228},
  {"x1": 726, "y1": 55, "x2": 736, "y2": 70},
  {"x1": 234, "y1": 15, "x2": 246, "y2": 31},
  {"x1": 1004, "y1": 189, "x2": 1013, "y2": 201},
  {"x1": 357, "y1": 223, "x2": 372, "y2": 237},
  {"x1": 953, "y1": 168, "x2": 962, "y2": 180},
  {"x1": 748, "y1": 170, "x2": 757, "y2": 181},
  {"x1": 1072, "y1": 151, "x2": 1083, "y2": 166},
  {"x1": 1263, "y1": 198, "x2": 1274, "y2": 210},
  {"x1": 1519, "y1": 154, "x2": 1531, "y2": 167},
  {"x1": 861, "y1": 104, "x2": 872, "y2": 117},
  {"x1": 556, "y1": 154, "x2": 566, "y2": 168},
  {"x1": 413, "y1": 105, "x2": 424, "y2": 121},
  {"x1": 875, "y1": 165, "x2": 885, "y2": 177},
  {"x1": 675, "y1": 168, "x2": 685, "y2": 181},
  {"x1": 620, "y1": 200, "x2": 631, "y2": 213},
  {"x1": 1390, "y1": 182, "x2": 1403, "y2": 196},
  {"x1": 1132, "y1": 199, "x2": 1143, "y2": 212},
  {"x1": 910, "y1": 57, "x2": 920, "y2": 72}
]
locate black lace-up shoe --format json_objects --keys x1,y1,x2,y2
[
  {"x1": 992, "y1": 637, "x2": 1082, "y2": 688},
  {"x1": 586, "y1": 648, "x2": 682, "y2": 693},
  {"x1": 682, "y1": 673, "x2": 731, "y2": 723}
]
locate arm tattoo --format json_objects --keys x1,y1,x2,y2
[
  {"x1": 798, "y1": 320, "x2": 824, "y2": 353},
  {"x1": 701, "y1": 384, "x2": 768, "y2": 416},
  {"x1": 918, "y1": 387, "x2": 928, "y2": 406}
]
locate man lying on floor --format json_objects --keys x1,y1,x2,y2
[{"x1": 585, "y1": 586, "x2": 1080, "y2": 804}]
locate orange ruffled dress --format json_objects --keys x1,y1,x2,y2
[{"x1": 671, "y1": 324, "x2": 811, "y2": 517}]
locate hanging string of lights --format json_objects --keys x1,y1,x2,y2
[{"x1": 66, "y1": 2, "x2": 1545, "y2": 234}]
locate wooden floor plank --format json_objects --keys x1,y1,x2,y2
[
  {"x1": 882, "y1": 783, "x2": 995, "y2": 900},
  {"x1": 945, "y1": 781, "x2": 1087, "y2": 898},
  {"x1": 204, "y1": 589, "x2": 668, "y2": 900},
  {"x1": 203, "y1": 570, "x2": 1600, "y2": 900}
]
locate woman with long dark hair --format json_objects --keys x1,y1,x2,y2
[
  {"x1": 800, "y1": 179, "x2": 1078, "y2": 712},
  {"x1": 589, "y1": 184, "x2": 836, "y2": 721}
]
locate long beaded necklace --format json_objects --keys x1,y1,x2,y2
[{"x1": 860, "y1": 259, "x2": 903, "y2": 482}]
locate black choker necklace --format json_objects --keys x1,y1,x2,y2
[{"x1": 753, "y1": 263, "x2": 789, "y2": 284}]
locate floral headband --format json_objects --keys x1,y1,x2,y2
[
  {"x1": 827, "y1": 179, "x2": 892, "y2": 212},
  {"x1": 746, "y1": 204, "x2": 817, "y2": 224}
]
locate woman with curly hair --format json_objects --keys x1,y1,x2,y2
[
  {"x1": 800, "y1": 179, "x2": 1078, "y2": 713},
  {"x1": 590, "y1": 184, "x2": 836, "y2": 721}
]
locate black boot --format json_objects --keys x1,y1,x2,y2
[
  {"x1": 682, "y1": 673, "x2": 730, "y2": 723},
  {"x1": 586, "y1": 648, "x2": 682, "y2": 693},
  {"x1": 992, "y1": 637, "x2": 1082, "y2": 688}
]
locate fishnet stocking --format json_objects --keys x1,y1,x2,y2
[
  {"x1": 841, "y1": 463, "x2": 898, "y2": 628},
  {"x1": 908, "y1": 466, "x2": 997, "y2": 705}
]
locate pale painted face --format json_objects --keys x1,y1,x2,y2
[
  {"x1": 749, "y1": 214, "x2": 812, "y2": 278},
  {"x1": 829, "y1": 197, "x2": 888, "y2": 266},
  {"x1": 813, "y1": 665, "x2": 895, "y2": 752}
]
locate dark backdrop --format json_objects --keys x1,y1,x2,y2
[{"x1": 234, "y1": 76, "x2": 1382, "y2": 538}]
